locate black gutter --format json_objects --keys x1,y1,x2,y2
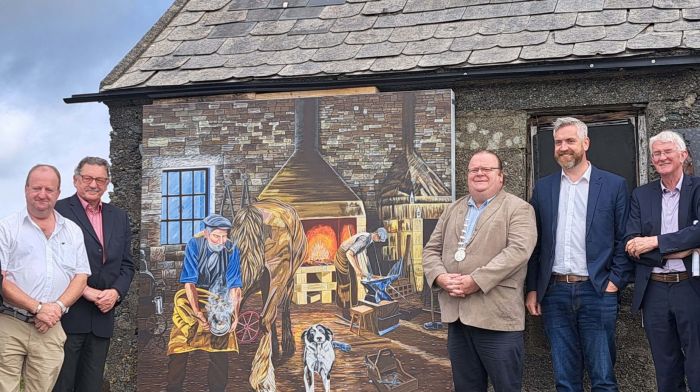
[{"x1": 64, "y1": 54, "x2": 700, "y2": 104}]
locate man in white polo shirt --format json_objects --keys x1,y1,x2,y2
[{"x1": 0, "y1": 164, "x2": 90, "y2": 391}]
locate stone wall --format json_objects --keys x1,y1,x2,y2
[{"x1": 106, "y1": 68, "x2": 700, "y2": 391}]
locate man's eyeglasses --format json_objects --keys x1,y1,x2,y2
[
  {"x1": 468, "y1": 167, "x2": 501, "y2": 174},
  {"x1": 79, "y1": 175, "x2": 110, "y2": 186},
  {"x1": 651, "y1": 149, "x2": 679, "y2": 159}
]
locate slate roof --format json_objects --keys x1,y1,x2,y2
[{"x1": 102, "y1": 0, "x2": 700, "y2": 91}]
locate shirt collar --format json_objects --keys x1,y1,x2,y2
[
  {"x1": 21, "y1": 208, "x2": 66, "y2": 228},
  {"x1": 77, "y1": 194, "x2": 103, "y2": 213},
  {"x1": 661, "y1": 173, "x2": 683, "y2": 193},
  {"x1": 467, "y1": 193, "x2": 497, "y2": 209},
  {"x1": 561, "y1": 162, "x2": 592, "y2": 184}
]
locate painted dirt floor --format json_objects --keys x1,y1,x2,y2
[{"x1": 137, "y1": 292, "x2": 452, "y2": 391}]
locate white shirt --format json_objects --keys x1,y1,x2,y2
[
  {"x1": 553, "y1": 163, "x2": 591, "y2": 276},
  {"x1": 0, "y1": 209, "x2": 91, "y2": 313}
]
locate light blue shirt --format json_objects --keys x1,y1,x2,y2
[
  {"x1": 461, "y1": 196, "x2": 495, "y2": 244},
  {"x1": 654, "y1": 174, "x2": 685, "y2": 273},
  {"x1": 553, "y1": 164, "x2": 591, "y2": 276}
]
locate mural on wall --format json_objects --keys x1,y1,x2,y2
[{"x1": 137, "y1": 90, "x2": 454, "y2": 391}]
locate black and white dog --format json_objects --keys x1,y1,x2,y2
[{"x1": 301, "y1": 324, "x2": 335, "y2": 392}]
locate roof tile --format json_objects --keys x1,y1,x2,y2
[
  {"x1": 478, "y1": 16, "x2": 529, "y2": 35},
  {"x1": 289, "y1": 19, "x2": 335, "y2": 35},
  {"x1": 143, "y1": 40, "x2": 181, "y2": 57},
  {"x1": 555, "y1": 26, "x2": 607, "y2": 44},
  {"x1": 331, "y1": 15, "x2": 378, "y2": 32},
  {"x1": 370, "y1": 55, "x2": 421, "y2": 71},
  {"x1": 356, "y1": 42, "x2": 407, "y2": 58},
  {"x1": 245, "y1": 8, "x2": 284, "y2": 21},
  {"x1": 451, "y1": 34, "x2": 499, "y2": 51},
  {"x1": 168, "y1": 25, "x2": 213, "y2": 41},
  {"x1": 434, "y1": 20, "x2": 481, "y2": 38},
  {"x1": 231, "y1": 64, "x2": 284, "y2": 78},
  {"x1": 627, "y1": 31, "x2": 682, "y2": 49},
  {"x1": 300, "y1": 32, "x2": 349, "y2": 48},
  {"x1": 104, "y1": 71, "x2": 155, "y2": 89},
  {"x1": 209, "y1": 22, "x2": 256, "y2": 38},
  {"x1": 170, "y1": 12, "x2": 205, "y2": 27},
  {"x1": 181, "y1": 54, "x2": 229, "y2": 69},
  {"x1": 462, "y1": 3, "x2": 510, "y2": 20},
  {"x1": 204, "y1": 10, "x2": 248, "y2": 25},
  {"x1": 259, "y1": 35, "x2": 306, "y2": 51},
  {"x1": 520, "y1": 38, "x2": 573, "y2": 59},
  {"x1": 654, "y1": 0, "x2": 700, "y2": 8},
  {"x1": 312, "y1": 44, "x2": 362, "y2": 61},
  {"x1": 509, "y1": 0, "x2": 557, "y2": 16},
  {"x1": 279, "y1": 62, "x2": 325, "y2": 76},
  {"x1": 174, "y1": 39, "x2": 226, "y2": 55},
  {"x1": 628, "y1": 8, "x2": 680, "y2": 23},
  {"x1": 555, "y1": 0, "x2": 604, "y2": 13},
  {"x1": 279, "y1": 7, "x2": 324, "y2": 20},
  {"x1": 362, "y1": 0, "x2": 408, "y2": 15},
  {"x1": 576, "y1": 10, "x2": 626, "y2": 26},
  {"x1": 403, "y1": 38, "x2": 453, "y2": 55},
  {"x1": 573, "y1": 40, "x2": 626, "y2": 55},
  {"x1": 228, "y1": 0, "x2": 270, "y2": 10},
  {"x1": 499, "y1": 30, "x2": 548, "y2": 47},
  {"x1": 388, "y1": 25, "x2": 438, "y2": 42},
  {"x1": 683, "y1": 30, "x2": 700, "y2": 47},
  {"x1": 322, "y1": 58, "x2": 375, "y2": 74},
  {"x1": 603, "y1": 0, "x2": 652, "y2": 8},
  {"x1": 224, "y1": 51, "x2": 270, "y2": 67},
  {"x1": 218, "y1": 36, "x2": 265, "y2": 54},
  {"x1": 468, "y1": 46, "x2": 521, "y2": 64},
  {"x1": 654, "y1": 19, "x2": 700, "y2": 32},
  {"x1": 319, "y1": 3, "x2": 364, "y2": 19},
  {"x1": 404, "y1": 0, "x2": 446, "y2": 13},
  {"x1": 265, "y1": 48, "x2": 318, "y2": 64},
  {"x1": 269, "y1": 0, "x2": 309, "y2": 8},
  {"x1": 346, "y1": 29, "x2": 394, "y2": 44},
  {"x1": 308, "y1": 0, "x2": 345, "y2": 5},
  {"x1": 527, "y1": 13, "x2": 577, "y2": 31},
  {"x1": 418, "y1": 50, "x2": 470, "y2": 67},
  {"x1": 376, "y1": 8, "x2": 465, "y2": 28},
  {"x1": 144, "y1": 70, "x2": 193, "y2": 86},
  {"x1": 140, "y1": 57, "x2": 189, "y2": 71},
  {"x1": 250, "y1": 20, "x2": 297, "y2": 35},
  {"x1": 605, "y1": 23, "x2": 647, "y2": 40},
  {"x1": 188, "y1": 68, "x2": 237, "y2": 82},
  {"x1": 186, "y1": 0, "x2": 230, "y2": 12}
]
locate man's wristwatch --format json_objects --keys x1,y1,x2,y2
[
  {"x1": 56, "y1": 300, "x2": 69, "y2": 314},
  {"x1": 34, "y1": 302, "x2": 43, "y2": 314}
]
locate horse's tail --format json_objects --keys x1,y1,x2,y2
[{"x1": 231, "y1": 204, "x2": 265, "y2": 294}]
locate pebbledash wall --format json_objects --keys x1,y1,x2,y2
[{"x1": 106, "y1": 68, "x2": 700, "y2": 391}]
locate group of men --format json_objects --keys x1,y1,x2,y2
[
  {"x1": 0, "y1": 157, "x2": 135, "y2": 391},
  {"x1": 424, "y1": 117, "x2": 700, "y2": 392}
]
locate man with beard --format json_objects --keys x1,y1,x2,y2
[
  {"x1": 165, "y1": 214, "x2": 242, "y2": 392},
  {"x1": 526, "y1": 117, "x2": 633, "y2": 391}
]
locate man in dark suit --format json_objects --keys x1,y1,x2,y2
[
  {"x1": 624, "y1": 130, "x2": 700, "y2": 392},
  {"x1": 53, "y1": 157, "x2": 135, "y2": 392},
  {"x1": 526, "y1": 117, "x2": 633, "y2": 391}
]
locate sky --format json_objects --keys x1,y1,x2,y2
[{"x1": 0, "y1": 0, "x2": 173, "y2": 216}]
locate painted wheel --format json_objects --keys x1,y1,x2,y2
[{"x1": 236, "y1": 310, "x2": 261, "y2": 344}]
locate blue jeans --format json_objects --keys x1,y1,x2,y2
[{"x1": 541, "y1": 280, "x2": 619, "y2": 392}]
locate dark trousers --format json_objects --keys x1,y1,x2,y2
[
  {"x1": 166, "y1": 351, "x2": 229, "y2": 392},
  {"x1": 447, "y1": 321, "x2": 524, "y2": 392},
  {"x1": 53, "y1": 333, "x2": 111, "y2": 392},
  {"x1": 642, "y1": 279, "x2": 700, "y2": 392}
]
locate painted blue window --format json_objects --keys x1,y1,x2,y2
[{"x1": 160, "y1": 168, "x2": 209, "y2": 244}]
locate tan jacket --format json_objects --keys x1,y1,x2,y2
[{"x1": 423, "y1": 191, "x2": 537, "y2": 331}]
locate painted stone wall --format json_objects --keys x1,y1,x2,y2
[{"x1": 106, "y1": 68, "x2": 700, "y2": 391}]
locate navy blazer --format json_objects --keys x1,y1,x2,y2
[
  {"x1": 55, "y1": 194, "x2": 135, "y2": 338},
  {"x1": 527, "y1": 165, "x2": 633, "y2": 302},
  {"x1": 625, "y1": 175, "x2": 700, "y2": 311}
]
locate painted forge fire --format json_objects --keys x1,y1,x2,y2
[{"x1": 306, "y1": 225, "x2": 337, "y2": 265}]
